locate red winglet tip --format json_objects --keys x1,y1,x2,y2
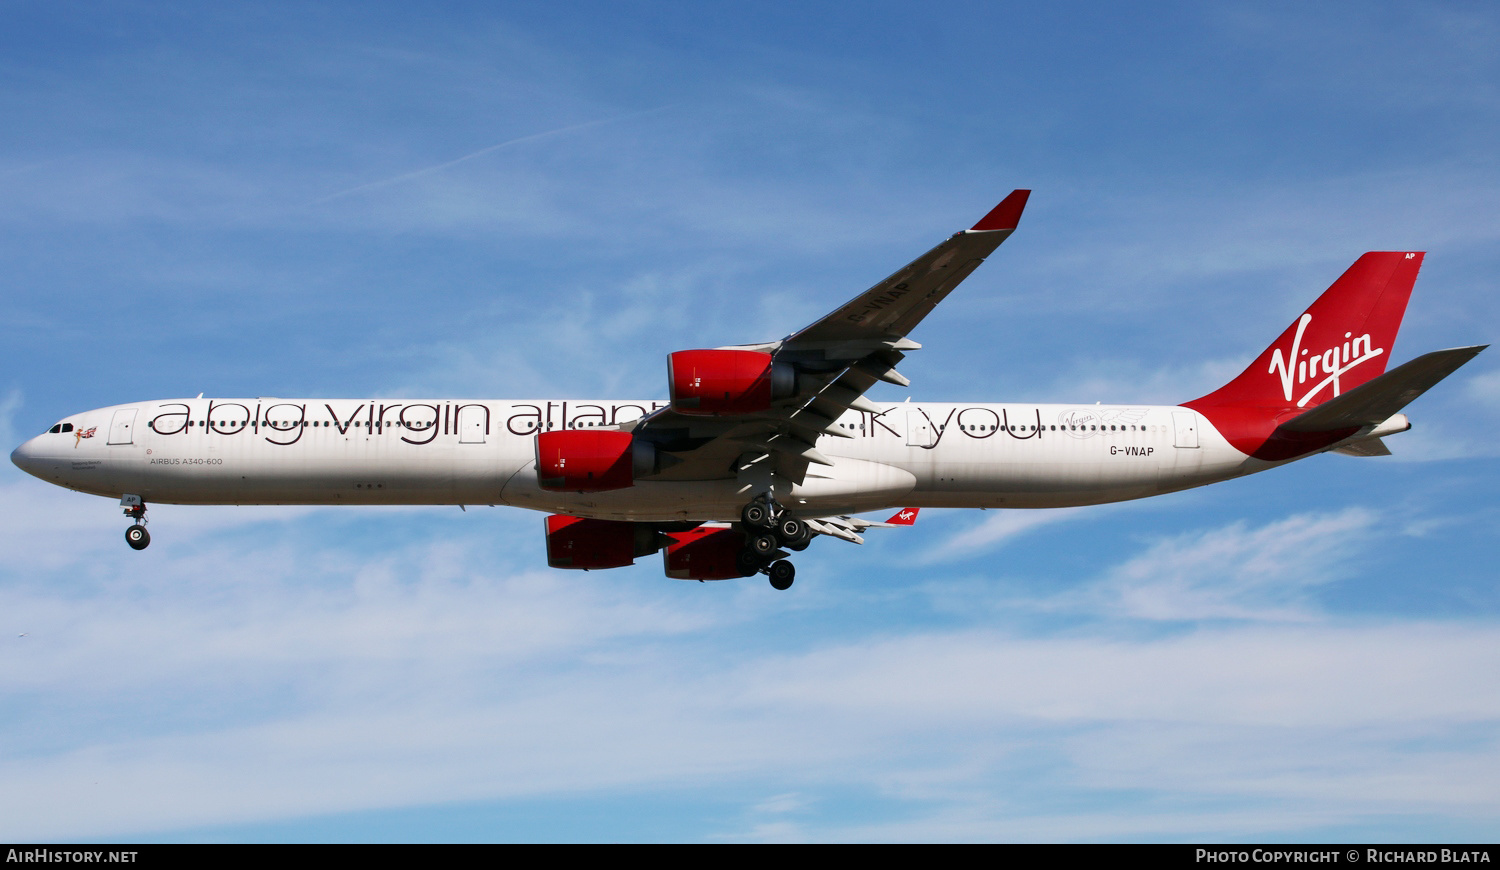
[
  {"x1": 970, "y1": 189, "x2": 1031, "y2": 232},
  {"x1": 886, "y1": 508, "x2": 919, "y2": 526}
]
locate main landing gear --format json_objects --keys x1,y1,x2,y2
[
  {"x1": 738, "y1": 496, "x2": 811, "y2": 590},
  {"x1": 122, "y1": 496, "x2": 150, "y2": 550}
]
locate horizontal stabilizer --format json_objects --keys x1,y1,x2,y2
[
  {"x1": 1333, "y1": 438, "x2": 1392, "y2": 457},
  {"x1": 1278, "y1": 345, "x2": 1486, "y2": 433}
]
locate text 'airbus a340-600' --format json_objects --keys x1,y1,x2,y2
[{"x1": 11, "y1": 191, "x2": 1485, "y2": 589}]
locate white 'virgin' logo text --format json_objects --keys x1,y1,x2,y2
[{"x1": 1268, "y1": 313, "x2": 1383, "y2": 407}]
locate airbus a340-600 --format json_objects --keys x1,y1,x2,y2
[{"x1": 10, "y1": 191, "x2": 1485, "y2": 589}]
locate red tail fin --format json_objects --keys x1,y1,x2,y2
[
  {"x1": 1184, "y1": 252, "x2": 1423, "y2": 459},
  {"x1": 1188, "y1": 252, "x2": 1422, "y2": 411}
]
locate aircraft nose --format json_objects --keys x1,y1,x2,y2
[{"x1": 11, "y1": 437, "x2": 45, "y2": 478}]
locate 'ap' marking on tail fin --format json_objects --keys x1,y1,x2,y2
[{"x1": 1268, "y1": 312, "x2": 1385, "y2": 407}]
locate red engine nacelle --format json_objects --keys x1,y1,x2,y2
[
  {"x1": 662, "y1": 526, "x2": 751, "y2": 581},
  {"x1": 544, "y1": 515, "x2": 661, "y2": 570},
  {"x1": 536, "y1": 430, "x2": 651, "y2": 492},
  {"x1": 668, "y1": 349, "x2": 796, "y2": 415}
]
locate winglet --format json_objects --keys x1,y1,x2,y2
[
  {"x1": 885, "y1": 507, "x2": 920, "y2": 526},
  {"x1": 970, "y1": 190, "x2": 1031, "y2": 232}
]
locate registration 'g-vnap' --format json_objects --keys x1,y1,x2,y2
[{"x1": 11, "y1": 191, "x2": 1486, "y2": 590}]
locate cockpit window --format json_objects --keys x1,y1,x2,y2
[{"x1": 50, "y1": 423, "x2": 74, "y2": 434}]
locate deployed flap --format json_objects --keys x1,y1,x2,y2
[
  {"x1": 806, "y1": 508, "x2": 923, "y2": 544},
  {"x1": 1278, "y1": 345, "x2": 1486, "y2": 433}
]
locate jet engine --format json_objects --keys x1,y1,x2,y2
[
  {"x1": 535, "y1": 430, "x2": 655, "y2": 492},
  {"x1": 544, "y1": 515, "x2": 663, "y2": 570},
  {"x1": 662, "y1": 526, "x2": 752, "y2": 581},
  {"x1": 667, "y1": 349, "x2": 797, "y2": 415}
]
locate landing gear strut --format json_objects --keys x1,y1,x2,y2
[
  {"x1": 737, "y1": 496, "x2": 808, "y2": 590},
  {"x1": 122, "y1": 496, "x2": 150, "y2": 551}
]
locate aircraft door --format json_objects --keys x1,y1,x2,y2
[
  {"x1": 456, "y1": 404, "x2": 488, "y2": 444},
  {"x1": 1172, "y1": 410, "x2": 1199, "y2": 448},
  {"x1": 906, "y1": 410, "x2": 936, "y2": 448},
  {"x1": 108, "y1": 408, "x2": 138, "y2": 445}
]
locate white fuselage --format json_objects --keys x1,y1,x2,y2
[{"x1": 12, "y1": 396, "x2": 1271, "y2": 521}]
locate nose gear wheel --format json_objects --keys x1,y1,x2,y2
[
  {"x1": 125, "y1": 525, "x2": 150, "y2": 550},
  {"x1": 122, "y1": 498, "x2": 150, "y2": 550}
]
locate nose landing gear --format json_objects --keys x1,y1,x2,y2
[{"x1": 122, "y1": 495, "x2": 150, "y2": 550}]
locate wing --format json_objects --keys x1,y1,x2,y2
[
  {"x1": 808, "y1": 508, "x2": 921, "y2": 545},
  {"x1": 634, "y1": 191, "x2": 1031, "y2": 486}
]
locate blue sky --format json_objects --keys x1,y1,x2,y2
[{"x1": 2, "y1": 0, "x2": 1499, "y2": 842}]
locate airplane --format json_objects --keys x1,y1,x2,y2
[{"x1": 9, "y1": 190, "x2": 1487, "y2": 590}]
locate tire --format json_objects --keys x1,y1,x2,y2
[
  {"x1": 750, "y1": 533, "x2": 778, "y2": 557},
  {"x1": 736, "y1": 550, "x2": 762, "y2": 577},
  {"x1": 741, "y1": 502, "x2": 771, "y2": 528},
  {"x1": 768, "y1": 560, "x2": 795, "y2": 590},
  {"x1": 125, "y1": 525, "x2": 151, "y2": 551},
  {"x1": 777, "y1": 517, "x2": 808, "y2": 545}
]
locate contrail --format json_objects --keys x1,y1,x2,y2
[{"x1": 306, "y1": 107, "x2": 671, "y2": 207}]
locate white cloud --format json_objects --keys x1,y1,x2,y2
[
  {"x1": 1467, "y1": 369, "x2": 1500, "y2": 408},
  {"x1": 920, "y1": 507, "x2": 1089, "y2": 563},
  {"x1": 0, "y1": 468, "x2": 1493, "y2": 842},
  {"x1": 5, "y1": 592, "x2": 1500, "y2": 841},
  {"x1": 1077, "y1": 508, "x2": 1379, "y2": 621},
  {"x1": 0, "y1": 388, "x2": 21, "y2": 448}
]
